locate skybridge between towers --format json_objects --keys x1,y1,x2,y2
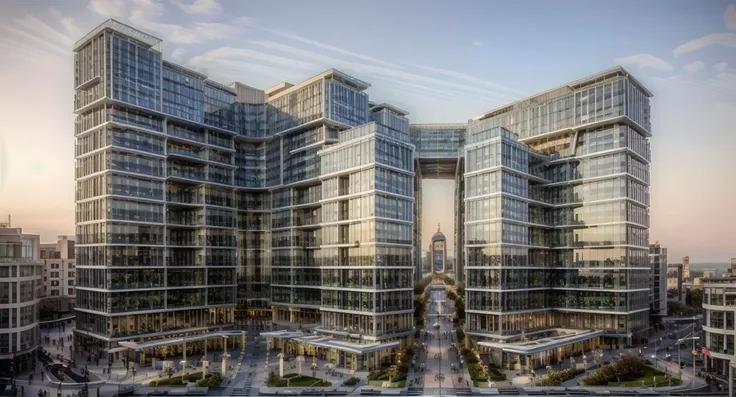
[{"x1": 410, "y1": 123, "x2": 468, "y2": 282}]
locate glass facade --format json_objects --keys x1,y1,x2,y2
[
  {"x1": 462, "y1": 69, "x2": 652, "y2": 354},
  {"x1": 74, "y1": 21, "x2": 652, "y2": 362}
]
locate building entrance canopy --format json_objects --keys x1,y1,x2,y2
[
  {"x1": 261, "y1": 330, "x2": 399, "y2": 355},
  {"x1": 118, "y1": 330, "x2": 244, "y2": 351},
  {"x1": 478, "y1": 329, "x2": 604, "y2": 355}
]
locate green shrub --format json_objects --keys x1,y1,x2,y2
[
  {"x1": 537, "y1": 368, "x2": 584, "y2": 386},
  {"x1": 195, "y1": 373, "x2": 223, "y2": 387},
  {"x1": 343, "y1": 376, "x2": 360, "y2": 386},
  {"x1": 464, "y1": 352, "x2": 479, "y2": 364},
  {"x1": 582, "y1": 355, "x2": 648, "y2": 386}
]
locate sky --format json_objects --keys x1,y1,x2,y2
[{"x1": 0, "y1": 0, "x2": 734, "y2": 262}]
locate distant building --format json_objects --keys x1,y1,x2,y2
[
  {"x1": 730, "y1": 258, "x2": 736, "y2": 275},
  {"x1": 429, "y1": 224, "x2": 447, "y2": 274},
  {"x1": 39, "y1": 236, "x2": 75, "y2": 318},
  {"x1": 703, "y1": 270, "x2": 720, "y2": 279},
  {"x1": 667, "y1": 263, "x2": 683, "y2": 298},
  {"x1": 0, "y1": 219, "x2": 42, "y2": 377},
  {"x1": 682, "y1": 255, "x2": 691, "y2": 281},
  {"x1": 649, "y1": 242, "x2": 668, "y2": 317}
]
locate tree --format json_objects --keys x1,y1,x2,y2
[
  {"x1": 454, "y1": 299, "x2": 465, "y2": 323},
  {"x1": 687, "y1": 289, "x2": 703, "y2": 308}
]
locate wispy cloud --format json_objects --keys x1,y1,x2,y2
[
  {"x1": 726, "y1": 4, "x2": 736, "y2": 30},
  {"x1": 261, "y1": 28, "x2": 401, "y2": 69},
  {"x1": 683, "y1": 61, "x2": 705, "y2": 73},
  {"x1": 615, "y1": 54, "x2": 672, "y2": 71},
  {"x1": 242, "y1": 40, "x2": 516, "y2": 103},
  {"x1": 673, "y1": 33, "x2": 736, "y2": 57},
  {"x1": 189, "y1": 47, "x2": 320, "y2": 71},
  {"x1": 173, "y1": 0, "x2": 222, "y2": 15},
  {"x1": 50, "y1": 8, "x2": 82, "y2": 39},
  {"x1": 714, "y1": 62, "x2": 731, "y2": 72},
  {"x1": 3, "y1": 25, "x2": 68, "y2": 57},
  {"x1": 88, "y1": 0, "x2": 126, "y2": 17},
  {"x1": 710, "y1": 72, "x2": 736, "y2": 94},
  {"x1": 0, "y1": 7, "x2": 82, "y2": 63},
  {"x1": 129, "y1": 0, "x2": 241, "y2": 44},
  {"x1": 171, "y1": 48, "x2": 186, "y2": 61},
  {"x1": 13, "y1": 14, "x2": 77, "y2": 47},
  {"x1": 471, "y1": 40, "x2": 484, "y2": 47},
  {"x1": 408, "y1": 63, "x2": 527, "y2": 97}
]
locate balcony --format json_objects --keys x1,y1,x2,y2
[{"x1": 168, "y1": 167, "x2": 206, "y2": 182}]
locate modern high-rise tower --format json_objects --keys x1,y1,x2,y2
[{"x1": 73, "y1": 19, "x2": 652, "y2": 371}]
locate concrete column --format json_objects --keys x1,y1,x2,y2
[
  {"x1": 729, "y1": 364, "x2": 733, "y2": 397},
  {"x1": 222, "y1": 337, "x2": 228, "y2": 375}
]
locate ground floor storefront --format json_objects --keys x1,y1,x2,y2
[
  {"x1": 473, "y1": 328, "x2": 605, "y2": 371},
  {"x1": 74, "y1": 328, "x2": 246, "y2": 370},
  {"x1": 0, "y1": 347, "x2": 38, "y2": 378}
]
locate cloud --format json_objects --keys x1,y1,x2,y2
[
  {"x1": 726, "y1": 4, "x2": 736, "y2": 30},
  {"x1": 715, "y1": 62, "x2": 728, "y2": 72},
  {"x1": 88, "y1": 0, "x2": 126, "y2": 17},
  {"x1": 262, "y1": 28, "x2": 401, "y2": 69},
  {"x1": 472, "y1": 40, "x2": 483, "y2": 47},
  {"x1": 246, "y1": 29, "x2": 522, "y2": 102},
  {"x1": 171, "y1": 48, "x2": 186, "y2": 61},
  {"x1": 174, "y1": 0, "x2": 222, "y2": 15},
  {"x1": 710, "y1": 72, "x2": 736, "y2": 93},
  {"x1": 49, "y1": 8, "x2": 82, "y2": 39},
  {"x1": 683, "y1": 61, "x2": 705, "y2": 73},
  {"x1": 2, "y1": 25, "x2": 68, "y2": 57},
  {"x1": 408, "y1": 63, "x2": 526, "y2": 97},
  {"x1": 245, "y1": 40, "x2": 516, "y2": 103},
  {"x1": 129, "y1": 0, "x2": 241, "y2": 44},
  {"x1": 190, "y1": 47, "x2": 319, "y2": 71},
  {"x1": 0, "y1": 8, "x2": 83, "y2": 61},
  {"x1": 673, "y1": 33, "x2": 736, "y2": 57},
  {"x1": 615, "y1": 54, "x2": 673, "y2": 71},
  {"x1": 13, "y1": 14, "x2": 77, "y2": 47}
]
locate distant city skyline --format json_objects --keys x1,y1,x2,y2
[{"x1": 0, "y1": 0, "x2": 734, "y2": 261}]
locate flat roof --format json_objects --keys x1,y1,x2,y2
[
  {"x1": 478, "y1": 329, "x2": 604, "y2": 355},
  {"x1": 74, "y1": 19, "x2": 162, "y2": 51},
  {"x1": 267, "y1": 69, "x2": 371, "y2": 101},
  {"x1": 473, "y1": 66, "x2": 653, "y2": 122},
  {"x1": 369, "y1": 102, "x2": 409, "y2": 116},
  {"x1": 296, "y1": 335, "x2": 400, "y2": 355},
  {"x1": 260, "y1": 331, "x2": 399, "y2": 354}
]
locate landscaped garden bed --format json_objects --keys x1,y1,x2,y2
[
  {"x1": 150, "y1": 372, "x2": 204, "y2": 386},
  {"x1": 537, "y1": 368, "x2": 584, "y2": 386},
  {"x1": 582, "y1": 355, "x2": 681, "y2": 387},
  {"x1": 267, "y1": 373, "x2": 331, "y2": 387}
]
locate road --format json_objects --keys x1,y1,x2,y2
[{"x1": 418, "y1": 286, "x2": 464, "y2": 393}]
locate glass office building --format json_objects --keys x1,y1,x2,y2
[{"x1": 74, "y1": 19, "x2": 652, "y2": 370}]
